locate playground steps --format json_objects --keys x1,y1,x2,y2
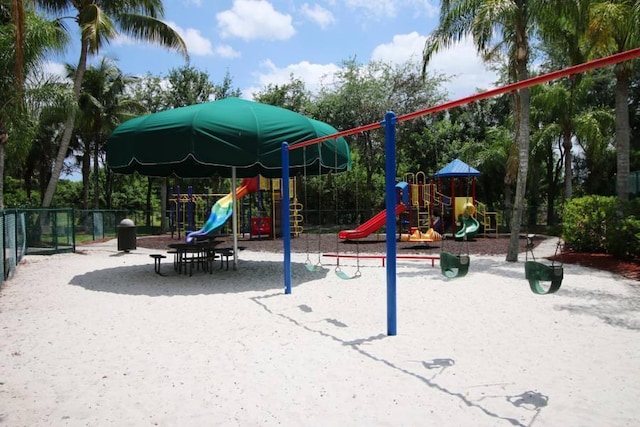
[
  {"x1": 417, "y1": 210, "x2": 430, "y2": 231},
  {"x1": 476, "y1": 202, "x2": 501, "y2": 237},
  {"x1": 290, "y1": 200, "x2": 304, "y2": 237}
]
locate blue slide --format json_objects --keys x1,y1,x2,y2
[{"x1": 186, "y1": 179, "x2": 257, "y2": 242}]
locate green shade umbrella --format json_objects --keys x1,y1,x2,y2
[{"x1": 106, "y1": 97, "x2": 351, "y2": 178}]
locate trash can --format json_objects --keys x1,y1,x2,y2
[{"x1": 117, "y1": 218, "x2": 137, "y2": 252}]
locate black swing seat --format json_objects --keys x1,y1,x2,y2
[
  {"x1": 524, "y1": 261, "x2": 563, "y2": 294},
  {"x1": 440, "y1": 251, "x2": 470, "y2": 278}
]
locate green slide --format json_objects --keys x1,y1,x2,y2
[{"x1": 455, "y1": 216, "x2": 480, "y2": 240}]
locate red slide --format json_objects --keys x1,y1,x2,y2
[{"x1": 338, "y1": 204, "x2": 407, "y2": 240}]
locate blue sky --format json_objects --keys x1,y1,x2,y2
[{"x1": 44, "y1": 0, "x2": 498, "y2": 101}]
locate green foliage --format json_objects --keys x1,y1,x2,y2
[
  {"x1": 253, "y1": 75, "x2": 310, "y2": 111},
  {"x1": 52, "y1": 179, "x2": 83, "y2": 207},
  {"x1": 128, "y1": 73, "x2": 167, "y2": 113},
  {"x1": 615, "y1": 198, "x2": 640, "y2": 259},
  {"x1": 563, "y1": 195, "x2": 617, "y2": 253},
  {"x1": 109, "y1": 173, "x2": 157, "y2": 211},
  {"x1": 563, "y1": 195, "x2": 640, "y2": 258},
  {"x1": 165, "y1": 65, "x2": 216, "y2": 107},
  {"x1": 616, "y1": 215, "x2": 640, "y2": 259},
  {"x1": 3, "y1": 176, "x2": 39, "y2": 207}
]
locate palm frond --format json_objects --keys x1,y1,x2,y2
[
  {"x1": 116, "y1": 13, "x2": 188, "y2": 61},
  {"x1": 79, "y1": 4, "x2": 116, "y2": 54}
]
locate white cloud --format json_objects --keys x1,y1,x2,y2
[
  {"x1": 41, "y1": 61, "x2": 69, "y2": 82},
  {"x1": 300, "y1": 3, "x2": 335, "y2": 29},
  {"x1": 426, "y1": 37, "x2": 498, "y2": 99},
  {"x1": 342, "y1": 0, "x2": 438, "y2": 20},
  {"x1": 244, "y1": 59, "x2": 340, "y2": 98},
  {"x1": 113, "y1": 22, "x2": 214, "y2": 57},
  {"x1": 111, "y1": 34, "x2": 135, "y2": 46},
  {"x1": 415, "y1": 0, "x2": 439, "y2": 18},
  {"x1": 217, "y1": 0, "x2": 295, "y2": 41},
  {"x1": 371, "y1": 31, "x2": 425, "y2": 64},
  {"x1": 344, "y1": 0, "x2": 397, "y2": 18},
  {"x1": 214, "y1": 44, "x2": 241, "y2": 59},
  {"x1": 166, "y1": 21, "x2": 213, "y2": 56},
  {"x1": 372, "y1": 33, "x2": 498, "y2": 99}
]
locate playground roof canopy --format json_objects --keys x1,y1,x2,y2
[
  {"x1": 434, "y1": 158, "x2": 480, "y2": 178},
  {"x1": 105, "y1": 97, "x2": 351, "y2": 179}
]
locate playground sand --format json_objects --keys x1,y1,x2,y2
[{"x1": 1, "y1": 238, "x2": 639, "y2": 426}]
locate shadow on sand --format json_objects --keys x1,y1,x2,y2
[{"x1": 69, "y1": 259, "x2": 328, "y2": 297}]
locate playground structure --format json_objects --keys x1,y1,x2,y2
[
  {"x1": 338, "y1": 182, "x2": 410, "y2": 241},
  {"x1": 432, "y1": 159, "x2": 502, "y2": 240},
  {"x1": 338, "y1": 163, "x2": 502, "y2": 243},
  {"x1": 402, "y1": 171, "x2": 448, "y2": 239},
  {"x1": 169, "y1": 176, "x2": 302, "y2": 241}
]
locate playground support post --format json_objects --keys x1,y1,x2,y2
[
  {"x1": 282, "y1": 142, "x2": 292, "y2": 294},
  {"x1": 384, "y1": 111, "x2": 398, "y2": 336}
]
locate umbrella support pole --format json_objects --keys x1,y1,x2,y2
[{"x1": 232, "y1": 167, "x2": 238, "y2": 270}]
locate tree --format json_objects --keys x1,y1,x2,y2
[
  {"x1": 212, "y1": 70, "x2": 242, "y2": 100},
  {"x1": 587, "y1": 0, "x2": 640, "y2": 201},
  {"x1": 423, "y1": 0, "x2": 542, "y2": 262},
  {"x1": 164, "y1": 65, "x2": 215, "y2": 107},
  {"x1": 529, "y1": 73, "x2": 616, "y2": 224},
  {"x1": 73, "y1": 58, "x2": 143, "y2": 208},
  {"x1": 38, "y1": 0, "x2": 188, "y2": 207},
  {"x1": 21, "y1": 72, "x2": 74, "y2": 205},
  {"x1": 0, "y1": 5, "x2": 66, "y2": 208},
  {"x1": 537, "y1": 0, "x2": 593, "y2": 201},
  {"x1": 253, "y1": 75, "x2": 312, "y2": 112},
  {"x1": 311, "y1": 58, "x2": 447, "y2": 219}
]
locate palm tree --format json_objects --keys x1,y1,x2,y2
[
  {"x1": 587, "y1": 0, "x2": 640, "y2": 201},
  {"x1": 422, "y1": 0, "x2": 541, "y2": 261},
  {"x1": 21, "y1": 74, "x2": 75, "y2": 202},
  {"x1": 9, "y1": 0, "x2": 25, "y2": 94},
  {"x1": 537, "y1": 0, "x2": 593, "y2": 201},
  {"x1": 37, "y1": 0, "x2": 189, "y2": 207},
  {"x1": 0, "y1": 5, "x2": 66, "y2": 208},
  {"x1": 73, "y1": 58, "x2": 144, "y2": 209}
]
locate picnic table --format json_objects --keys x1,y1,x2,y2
[{"x1": 167, "y1": 240, "x2": 222, "y2": 276}]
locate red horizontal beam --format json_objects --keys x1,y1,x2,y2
[
  {"x1": 288, "y1": 47, "x2": 640, "y2": 151},
  {"x1": 289, "y1": 121, "x2": 382, "y2": 151},
  {"x1": 322, "y1": 253, "x2": 439, "y2": 267},
  {"x1": 397, "y1": 46, "x2": 640, "y2": 124}
]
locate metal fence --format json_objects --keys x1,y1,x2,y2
[
  {"x1": 0, "y1": 208, "x2": 156, "y2": 282},
  {"x1": 0, "y1": 210, "x2": 27, "y2": 281}
]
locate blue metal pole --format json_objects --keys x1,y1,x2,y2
[
  {"x1": 384, "y1": 111, "x2": 397, "y2": 336},
  {"x1": 282, "y1": 142, "x2": 292, "y2": 294}
]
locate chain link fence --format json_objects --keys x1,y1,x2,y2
[{"x1": 0, "y1": 208, "x2": 161, "y2": 282}]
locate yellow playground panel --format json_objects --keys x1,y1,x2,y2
[
  {"x1": 454, "y1": 197, "x2": 476, "y2": 219},
  {"x1": 455, "y1": 197, "x2": 501, "y2": 238},
  {"x1": 254, "y1": 176, "x2": 303, "y2": 238}
]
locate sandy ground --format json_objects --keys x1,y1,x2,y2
[{"x1": 0, "y1": 238, "x2": 639, "y2": 426}]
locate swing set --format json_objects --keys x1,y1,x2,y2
[
  {"x1": 281, "y1": 47, "x2": 640, "y2": 336},
  {"x1": 302, "y1": 143, "x2": 362, "y2": 279},
  {"x1": 297, "y1": 125, "x2": 587, "y2": 286},
  {"x1": 525, "y1": 235, "x2": 563, "y2": 295}
]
